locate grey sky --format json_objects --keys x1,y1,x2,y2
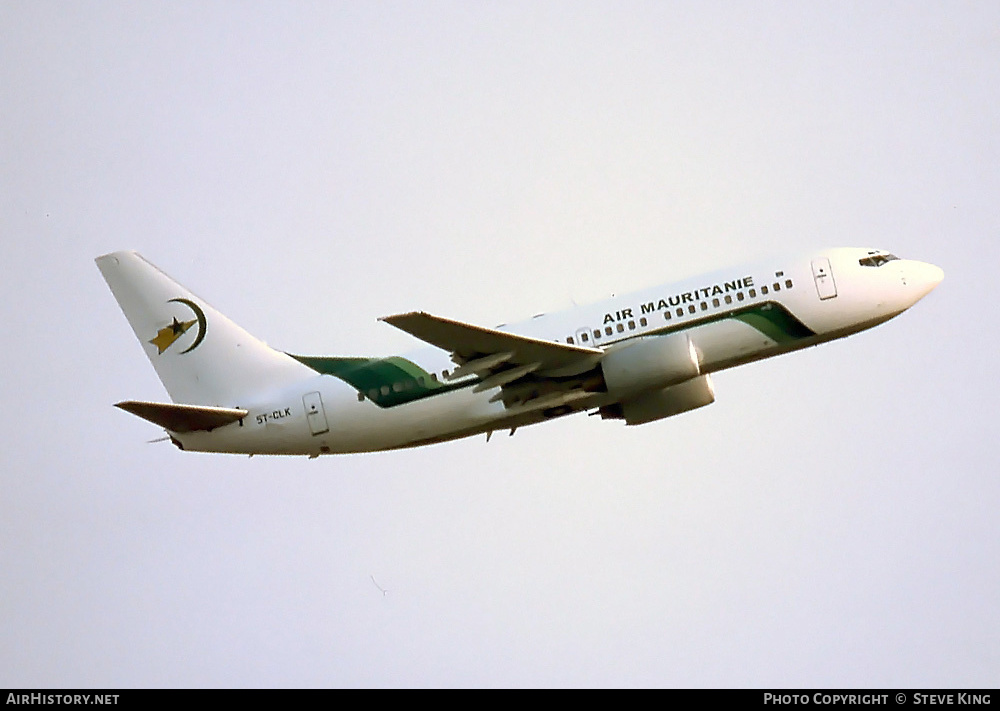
[{"x1": 1, "y1": 1, "x2": 997, "y2": 687}]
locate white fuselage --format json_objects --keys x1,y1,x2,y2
[{"x1": 173, "y1": 248, "x2": 942, "y2": 456}]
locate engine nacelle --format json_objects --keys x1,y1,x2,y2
[
  {"x1": 612, "y1": 374, "x2": 716, "y2": 425},
  {"x1": 600, "y1": 333, "x2": 701, "y2": 400}
]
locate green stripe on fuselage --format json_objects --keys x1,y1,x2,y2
[
  {"x1": 647, "y1": 301, "x2": 815, "y2": 343},
  {"x1": 731, "y1": 303, "x2": 815, "y2": 343},
  {"x1": 289, "y1": 354, "x2": 469, "y2": 408}
]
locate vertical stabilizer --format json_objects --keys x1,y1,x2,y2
[{"x1": 96, "y1": 251, "x2": 312, "y2": 406}]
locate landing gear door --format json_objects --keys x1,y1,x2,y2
[
  {"x1": 811, "y1": 257, "x2": 838, "y2": 300},
  {"x1": 303, "y1": 391, "x2": 329, "y2": 436}
]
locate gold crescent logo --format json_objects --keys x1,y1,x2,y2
[{"x1": 149, "y1": 299, "x2": 207, "y2": 355}]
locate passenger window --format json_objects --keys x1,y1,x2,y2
[
  {"x1": 392, "y1": 382, "x2": 404, "y2": 393},
  {"x1": 700, "y1": 302, "x2": 708, "y2": 311},
  {"x1": 581, "y1": 332, "x2": 589, "y2": 342},
  {"x1": 785, "y1": 279, "x2": 793, "y2": 289},
  {"x1": 664, "y1": 311, "x2": 672, "y2": 320},
  {"x1": 380, "y1": 385, "x2": 390, "y2": 396},
  {"x1": 761, "y1": 285, "x2": 769, "y2": 295},
  {"x1": 616, "y1": 323, "x2": 624, "y2": 332},
  {"x1": 369, "y1": 389, "x2": 378, "y2": 400},
  {"x1": 688, "y1": 305, "x2": 696, "y2": 314},
  {"x1": 640, "y1": 317, "x2": 647, "y2": 327},
  {"x1": 749, "y1": 288, "x2": 757, "y2": 298},
  {"x1": 737, "y1": 292, "x2": 745, "y2": 302},
  {"x1": 605, "y1": 326, "x2": 613, "y2": 336},
  {"x1": 712, "y1": 298, "x2": 720, "y2": 308},
  {"x1": 676, "y1": 308, "x2": 684, "y2": 317},
  {"x1": 593, "y1": 329, "x2": 601, "y2": 339},
  {"x1": 773, "y1": 282, "x2": 781, "y2": 291},
  {"x1": 566, "y1": 337, "x2": 574, "y2": 344},
  {"x1": 628, "y1": 320, "x2": 635, "y2": 330},
  {"x1": 724, "y1": 295, "x2": 733, "y2": 305},
  {"x1": 357, "y1": 392, "x2": 365, "y2": 402}
]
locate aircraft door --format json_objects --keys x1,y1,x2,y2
[
  {"x1": 811, "y1": 257, "x2": 838, "y2": 300},
  {"x1": 303, "y1": 391, "x2": 330, "y2": 436}
]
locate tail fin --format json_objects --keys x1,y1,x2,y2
[{"x1": 96, "y1": 251, "x2": 312, "y2": 406}]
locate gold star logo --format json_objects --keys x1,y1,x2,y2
[{"x1": 150, "y1": 316, "x2": 197, "y2": 354}]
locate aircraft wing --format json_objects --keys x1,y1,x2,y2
[{"x1": 381, "y1": 311, "x2": 601, "y2": 377}]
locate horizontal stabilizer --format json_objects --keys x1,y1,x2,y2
[{"x1": 115, "y1": 401, "x2": 249, "y2": 433}]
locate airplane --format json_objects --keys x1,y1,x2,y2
[{"x1": 96, "y1": 248, "x2": 943, "y2": 456}]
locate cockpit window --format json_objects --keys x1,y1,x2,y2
[{"x1": 859, "y1": 253, "x2": 900, "y2": 267}]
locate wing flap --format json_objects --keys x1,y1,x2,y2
[
  {"x1": 115, "y1": 401, "x2": 248, "y2": 433},
  {"x1": 381, "y1": 311, "x2": 601, "y2": 375},
  {"x1": 472, "y1": 362, "x2": 542, "y2": 392},
  {"x1": 445, "y1": 351, "x2": 514, "y2": 380}
]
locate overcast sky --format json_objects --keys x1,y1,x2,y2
[{"x1": 2, "y1": 1, "x2": 998, "y2": 688}]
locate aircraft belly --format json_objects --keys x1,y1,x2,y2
[{"x1": 319, "y1": 383, "x2": 504, "y2": 453}]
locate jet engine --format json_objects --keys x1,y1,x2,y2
[
  {"x1": 601, "y1": 374, "x2": 716, "y2": 425},
  {"x1": 598, "y1": 334, "x2": 715, "y2": 424},
  {"x1": 600, "y1": 333, "x2": 701, "y2": 398}
]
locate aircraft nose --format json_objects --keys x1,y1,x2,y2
[{"x1": 908, "y1": 261, "x2": 944, "y2": 297}]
